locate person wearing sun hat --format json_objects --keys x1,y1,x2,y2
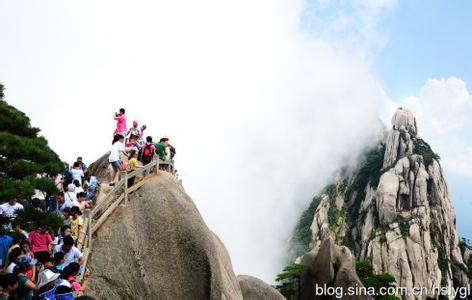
[
  {"x1": 14, "y1": 256, "x2": 38, "y2": 299},
  {"x1": 36, "y1": 269, "x2": 61, "y2": 299}
]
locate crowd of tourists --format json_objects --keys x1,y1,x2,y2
[
  {"x1": 108, "y1": 108, "x2": 175, "y2": 186},
  {"x1": 0, "y1": 108, "x2": 175, "y2": 299}
]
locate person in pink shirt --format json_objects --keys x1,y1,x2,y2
[
  {"x1": 114, "y1": 108, "x2": 127, "y2": 137},
  {"x1": 28, "y1": 225, "x2": 53, "y2": 264}
]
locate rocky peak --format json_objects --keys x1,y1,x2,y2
[
  {"x1": 392, "y1": 107, "x2": 417, "y2": 134},
  {"x1": 292, "y1": 108, "x2": 471, "y2": 299}
]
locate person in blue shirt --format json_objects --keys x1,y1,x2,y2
[{"x1": 85, "y1": 174, "x2": 99, "y2": 201}]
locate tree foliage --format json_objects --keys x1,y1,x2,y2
[
  {"x1": 356, "y1": 260, "x2": 400, "y2": 300},
  {"x1": 413, "y1": 138, "x2": 440, "y2": 168},
  {"x1": 0, "y1": 83, "x2": 62, "y2": 202},
  {"x1": 274, "y1": 263, "x2": 308, "y2": 298}
]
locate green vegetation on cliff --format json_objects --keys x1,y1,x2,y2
[
  {"x1": 291, "y1": 196, "x2": 322, "y2": 257},
  {"x1": 413, "y1": 137, "x2": 440, "y2": 167},
  {"x1": 274, "y1": 263, "x2": 308, "y2": 298},
  {"x1": 347, "y1": 145, "x2": 385, "y2": 221},
  {"x1": 356, "y1": 260, "x2": 400, "y2": 300}
]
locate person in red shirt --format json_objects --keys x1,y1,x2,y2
[
  {"x1": 113, "y1": 108, "x2": 127, "y2": 137},
  {"x1": 28, "y1": 225, "x2": 53, "y2": 264}
]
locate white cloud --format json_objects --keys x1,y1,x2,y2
[
  {"x1": 401, "y1": 77, "x2": 472, "y2": 177},
  {"x1": 0, "y1": 0, "x2": 393, "y2": 282}
]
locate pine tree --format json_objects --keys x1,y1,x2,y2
[{"x1": 0, "y1": 83, "x2": 63, "y2": 202}]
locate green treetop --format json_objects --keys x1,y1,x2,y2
[{"x1": 0, "y1": 83, "x2": 63, "y2": 202}]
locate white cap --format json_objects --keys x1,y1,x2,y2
[{"x1": 37, "y1": 269, "x2": 61, "y2": 289}]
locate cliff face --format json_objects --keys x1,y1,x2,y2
[
  {"x1": 296, "y1": 108, "x2": 471, "y2": 299},
  {"x1": 86, "y1": 168, "x2": 282, "y2": 299}
]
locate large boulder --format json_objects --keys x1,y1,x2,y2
[
  {"x1": 237, "y1": 275, "x2": 284, "y2": 300},
  {"x1": 300, "y1": 237, "x2": 369, "y2": 300},
  {"x1": 87, "y1": 171, "x2": 243, "y2": 299}
]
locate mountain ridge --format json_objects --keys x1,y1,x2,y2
[{"x1": 291, "y1": 108, "x2": 472, "y2": 299}]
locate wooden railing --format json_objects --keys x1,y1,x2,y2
[{"x1": 77, "y1": 158, "x2": 176, "y2": 279}]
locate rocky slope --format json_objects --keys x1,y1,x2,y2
[
  {"x1": 86, "y1": 168, "x2": 281, "y2": 299},
  {"x1": 293, "y1": 108, "x2": 471, "y2": 299}
]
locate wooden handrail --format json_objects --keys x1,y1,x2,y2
[{"x1": 80, "y1": 158, "x2": 177, "y2": 282}]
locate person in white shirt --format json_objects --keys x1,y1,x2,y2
[
  {"x1": 54, "y1": 236, "x2": 84, "y2": 268},
  {"x1": 61, "y1": 185, "x2": 75, "y2": 212},
  {"x1": 0, "y1": 197, "x2": 24, "y2": 219},
  {"x1": 71, "y1": 162, "x2": 84, "y2": 185},
  {"x1": 108, "y1": 134, "x2": 127, "y2": 186}
]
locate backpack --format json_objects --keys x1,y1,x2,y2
[
  {"x1": 169, "y1": 145, "x2": 176, "y2": 159},
  {"x1": 141, "y1": 143, "x2": 154, "y2": 163}
]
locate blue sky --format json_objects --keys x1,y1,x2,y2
[
  {"x1": 376, "y1": 0, "x2": 472, "y2": 100},
  {"x1": 374, "y1": 1, "x2": 472, "y2": 239}
]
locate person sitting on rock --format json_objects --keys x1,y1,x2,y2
[{"x1": 54, "y1": 236, "x2": 83, "y2": 269}]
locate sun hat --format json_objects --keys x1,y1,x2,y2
[
  {"x1": 37, "y1": 269, "x2": 61, "y2": 289},
  {"x1": 17, "y1": 256, "x2": 38, "y2": 268}
]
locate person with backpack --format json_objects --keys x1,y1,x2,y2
[{"x1": 140, "y1": 136, "x2": 156, "y2": 165}]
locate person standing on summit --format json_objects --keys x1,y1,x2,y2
[{"x1": 113, "y1": 108, "x2": 127, "y2": 137}]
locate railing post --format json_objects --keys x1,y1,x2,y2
[
  {"x1": 124, "y1": 172, "x2": 128, "y2": 205},
  {"x1": 88, "y1": 216, "x2": 93, "y2": 250}
]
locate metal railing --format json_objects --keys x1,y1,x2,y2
[{"x1": 77, "y1": 158, "x2": 176, "y2": 280}]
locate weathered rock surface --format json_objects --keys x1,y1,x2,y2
[
  {"x1": 238, "y1": 275, "x2": 285, "y2": 300},
  {"x1": 303, "y1": 108, "x2": 471, "y2": 299},
  {"x1": 87, "y1": 171, "x2": 243, "y2": 299},
  {"x1": 300, "y1": 237, "x2": 369, "y2": 300}
]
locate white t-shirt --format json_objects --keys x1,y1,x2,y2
[
  {"x1": 54, "y1": 244, "x2": 83, "y2": 267},
  {"x1": 6, "y1": 262, "x2": 16, "y2": 274},
  {"x1": 71, "y1": 169, "x2": 84, "y2": 184},
  {"x1": 0, "y1": 202, "x2": 24, "y2": 218},
  {"x1": 109, "y1": 141, "x2": 125, "y2": 162},
  {"x1": 61, "y1": 192, "x2": 75, "y2": 212}
]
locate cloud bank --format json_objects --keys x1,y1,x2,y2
[
  {"x1": 401, "y1": 77, "x2": 472, "y2": 178},
  {"x1": 0, "y1": 0, "x2": 394, "y2": 281}
]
